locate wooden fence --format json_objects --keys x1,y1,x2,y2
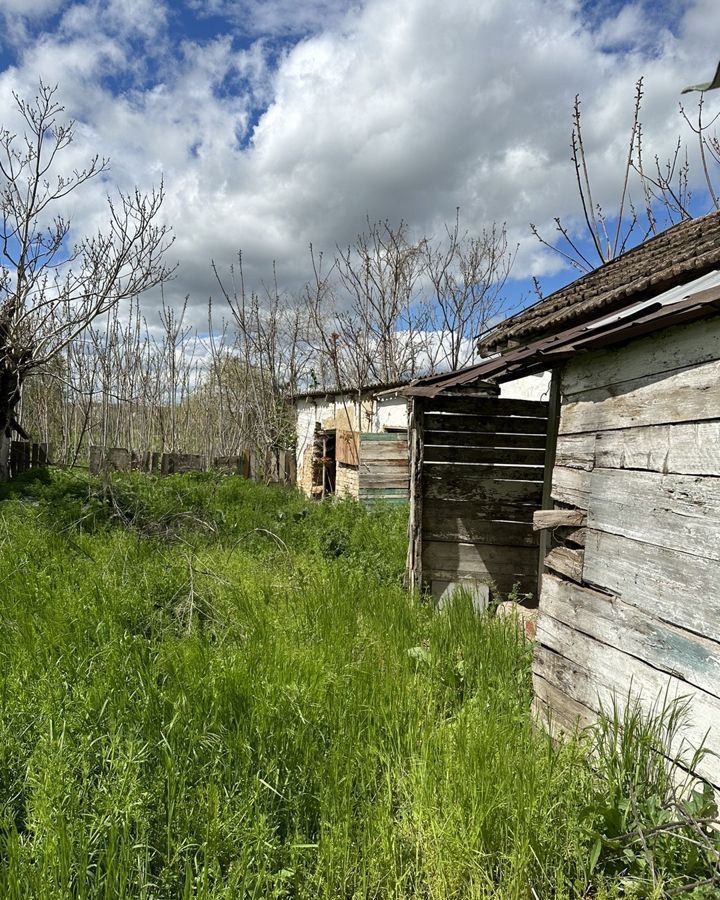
[
  {"x1": 9, "y1": 441, "x2": 50, "y2": 478},
  {"x1": 88, "y1": 446, "x2": 296, "y2": 484},
  {"x1": 407, "y1": 394, "x2": 550, "y2": 606}
]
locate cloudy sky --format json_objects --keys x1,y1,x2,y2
[{"x1": 0, "y1": 0, "x2": 718, "y2": 325}]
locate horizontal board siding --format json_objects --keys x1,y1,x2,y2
[
  {"x1": 419, "y1": 397, "x2": 548, "y2": 601},
  {"x1": 533, "y1": 623, "x2": 720, "y2": 788},
  {"x1": 424, "y1": 498, "x2": 538, "y2": 524},
  {"x1": 424, "y1": 446, "x2": 546, "y2": 466},
  {"x1": 424, "y1": 413, "x2": 548, "y2": 434},
  {"x1": 559, "y1": 357, "x2": 720, "y2": 435},
  {"x1": 535, "y1": 318, "x2": 720, "y2": 791},
  {"x1": 423, "y1": 541, "x2": 538, "y2": 594},
  {"x1": 358, "y1": 434, "x2": 409, "y2": 502},
  {"x1": 423, "y1": 513, "x2": 539, "y2": 546},
  {"x1": 561, "y1": 314, "x2": 720, "y2": 398},
  {"x1": 424, "y1": 473, "x2": 543, "y2": 505},
  {"x1": 594, "y1": 422, "x2": 720, "y2": 475},
  {"x1": 426, "y1": 396, "x2": 548, "y2": 417},
  {"x1": 554, "y1": 433, "x2": 595, "y2": 470},
  {"x1": 359, "y1": 431, "x2": 407, "y2": 441},
  {"x1": 424, "y1": 462, "x2": 544, "y2": 483},
  {"x1": 587, "y1": 467, "x2": 720, "y2": 561},
  {"x1": 582, "y1": 528, "x2": 720, "y2": 643},
  {"x1": 540, "y1": 574, "x2": 720, "y2": 698},
  {"x1": 424, "y1": 430, "x2": 547, "y2": 449}
]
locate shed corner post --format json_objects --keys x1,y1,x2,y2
[
  {"x1": 406, "y1": 396, "x2": 424, "y2": 592},
  {"x1": 536, "y1": 368, "x2": 562, "y2": 596}
]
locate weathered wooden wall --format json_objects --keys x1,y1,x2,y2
[
  {"x1": 533, "y1": 315, "x2": 720, "y2": 789},
  {"x1": 358, "y1": 432, "x2": 409, "y2": 503},
  {"x1": 409, "y1": 394, "x2": 549, "y2": 604}
]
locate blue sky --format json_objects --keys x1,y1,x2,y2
[{"x1": 0, "y1": 0, "x2": 718, "y2": 328}]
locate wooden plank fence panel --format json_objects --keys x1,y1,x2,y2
[
  {"x1": 424, "y1": 430, "x2": 547, "y2": 449},
  {"x1": 427, "y1": 396, "x2": 549, "y2": 417},
  {"x1": 424, "y1": 413, "x2": 548, "y2": 434},
  {"x1": 424, "y1": 446, "x2": 546, "y2": 466}
]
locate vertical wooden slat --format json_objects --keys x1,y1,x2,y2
[
  {"x1": 537, "y1": 369, "x2": 562, "y2": 594},
  {"x1": 406, "y1": 398, "x2": 424, "y2": 591}
]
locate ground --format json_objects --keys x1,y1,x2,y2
[{"x1": 0, "y1": 471, "x2": 716, "y2": 898}]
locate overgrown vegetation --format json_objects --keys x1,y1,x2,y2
[{"x1": 0, "y1": 472, "x2": 717, "y2": 898}]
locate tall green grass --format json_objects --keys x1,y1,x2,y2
[{"x1": 0, "y1": 472, "x2": 716, "y2": 898}]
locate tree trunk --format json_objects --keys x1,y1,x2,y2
[
  {"x1": 0, "y1": 374, "x2": 22, "y2": 482},
  {"x1": 0, "y1": 415, "x2": 12, "y2": 482}
]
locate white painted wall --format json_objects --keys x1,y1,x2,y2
[
  {"x1": 294, "y1": 390, "x2": 409, "y2": 475},
  {"x1": 499, "y1": 371, "x2": 551, "y2": 402},
  {"x1": 372, "y1": 394, "x2": 409, "y2": 431}
]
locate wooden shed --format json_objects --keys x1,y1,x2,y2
[
  {"x1": 294, "y1": 382, "x2": 410, "y2": 502},
  {"x1": 423, "y1": 211, "x2": 720, "y2": 790}
]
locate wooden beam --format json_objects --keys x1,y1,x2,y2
[
  {"x1": 544, "y1": 546, "x2": 584, "y2": 583},
  {"x1": 533, "y1": 508, "x2": 587, "y2": 531},
  {"x1": 537, "y1": 368, "x2": 561, "y2": 593}
]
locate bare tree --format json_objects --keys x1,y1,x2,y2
[
  {"x1": 423, "y1": 211, "x2": 515, "y2": 371},
  {"x1": 532, "y1": 77, "x2": 720, "y2": 278},
  {"x1": 0, "y1": 81, "x2": 173, "y2": 479}
]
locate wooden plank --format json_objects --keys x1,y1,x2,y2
[
  {"x1": 361, "y1": 442, "x2": 408, "y2": 455},
  {"x1": 360, "y1": 459, "x2": 408, "y2": 472},
  {"x1": 424, "y1": 445, "x2": 547, "y2": 465},
  {"x1": 359, "y1": 487, "x2": 408, "y2": 496},
  {"x1": 423, "y1": 462, "x2": 544, "y2": 482},
  {"x1": 532, "y1": 673, "x2": 596, "y2": 735},
  {"x1": 359, "y1": 477, "x2": 409, "y2": 489},
  {"x1": 533, "y1": 623, "x2": 720, "y2": 787},
  {"x1": 424, "y1": 413, "x2": 548, "y2": 434},
  {"x1": 553, "y1": 525, "x2": 587, "y2": 547},
  {"x1": 560, "y1": 314, "x2": 720, "y2": 397},
  {"x1": 425, "y1": 395, "x2": 548, "y2": 417},
  {"x1": 336, "y1": 429, "x2": 359, "y2": 466},
  {"x1": 422, "y1": 514, "x2": 538, "y2": 546},
  {"x1": 555, "y1": 433, "x2": 596, "y2": 470},
  {"x1": 406, "y1": 399, "x2": 424, "y2": 591},
  {"x1": 594, "y1": 422, "x2": 720, "y2": 475},
  {"x1": 588, "y1": 468, "x2": 720, "y2": 562},
  {"x1": 423, "y1": 471, "x2": 544, "y2": 505},
  {"x1": 423, "y1": 540, "x2": 537, "y2": 574},
  {"x1": 559, "y1": 357, "x2": 720, "y2": 435},
  {"x1": 550, "y1": 465, "x2": 591, "y2": 509},
  {"x1": 543, "y1": 546, "x2": 584, "y2": 582},
  {"x1": 422, "y1": 497, "x2": 539, "y2": 524},
  {"x1": 583, "y1": 529, "x2": 720, "y2": 643},
  {"x1": 533, "y1": 508, "x2": 587, "y2": 531},
  {"x1": 359, "y1": 431, "x2": 407, "y2": 441},
  {"x1": 424, "y1": 430, "x2": 547, "y2": 449},
  {"x1": 539, "y1": 573, "x2": 720, "y2": 698}
]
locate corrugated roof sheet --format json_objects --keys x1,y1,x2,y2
[
  {"x1": 478, "y1": 210, "x2": 720, "y2": 354},
  {"x1": 405, "y1": 276, "x2": 720, "y2": 398}
]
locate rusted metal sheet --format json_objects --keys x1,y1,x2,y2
[{"x1": 403, "y1": 287, "x2": 720, "y2": 399}]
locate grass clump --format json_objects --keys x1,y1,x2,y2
[{"x1": 0, "y1": 471, "x2": 717, "y2": 898}]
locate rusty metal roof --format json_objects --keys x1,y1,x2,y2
[
  {"x1": 478, "y1": 210, "x2": 720, "y2": 354},
  {"x1": 404, "y1": 278, "x2": 720, "y2": 398},
  {"x1": 293, "y1": 379, "x2": 409, "y2": 402}
]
